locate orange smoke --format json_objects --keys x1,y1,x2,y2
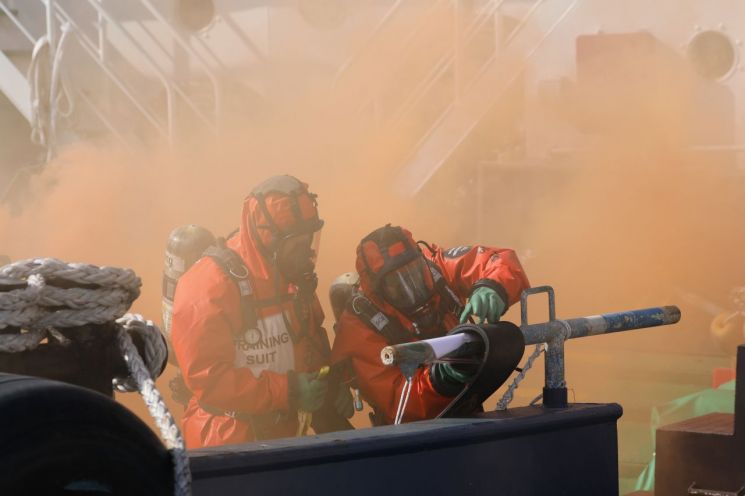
[{"x1": 0, "y1": 8, "x2": 743, "y2": 474}]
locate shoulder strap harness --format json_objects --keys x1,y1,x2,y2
[
  {"x1": 426, "y1": 260, "x2": 464, "y2": 318},
  {"x1": 202, "y1": 238, "x2": 258, "y2": 334},
  {"x1": 347, "y1": 292, "x2": 410, "y2": 346}
]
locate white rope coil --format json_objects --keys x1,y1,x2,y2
[
  {"x1": 0, "y1": 258, "x2": 141, "y2": 292},
  {"x1": 0, "y1": 258, "x2": 191, "y2": 495},
  {"x1": 113, "y1": 314, "x2": 168, "y2": 393},
  {"x1": 0, "y1": 286, "x2": 135, "y2": 310},
  {"x1": 0, "y1": 258, "x2": 140, "y2": 335}
]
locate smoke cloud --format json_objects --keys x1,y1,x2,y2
[{"x1": 1, "y1": 6, "x2": 743, "y2": 479}]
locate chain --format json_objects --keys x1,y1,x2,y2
[{"x1": 495, "y1": 343, "x2": 546, "y2": 411}]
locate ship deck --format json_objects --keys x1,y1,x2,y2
[{"x1": 190, "y1": 403, "x2": 623, "y2": 496}]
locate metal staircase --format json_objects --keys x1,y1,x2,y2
[
  {"x1": 333, "y1": 0, "x2": 582, "y2": 197},
  {"x1": 0, "y1": 0, "x2": 225, "y2": 158},
  {"x1": 0, "y1": 46, "x2": 30, "y2": 122},
  {"x1": 394, "y1": 0, "x2": 581, "y2": 196},
  {"x1": 0, "y1": 0, "x2": 582, "y2": 174}
]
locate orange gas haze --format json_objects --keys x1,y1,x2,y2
[{"x1": 1, "y1": 5, "x2": 744, "y2": 487}]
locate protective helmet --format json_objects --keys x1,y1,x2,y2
[
  {"x1": 356, "y1": 225, "x2": 436, "y2": 317},
  {"x1": 246, "y1": 175, "x2": 323, "y2": 259}
]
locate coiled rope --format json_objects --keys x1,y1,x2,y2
[{"x1": 0, "y1": 258, "x2": 191, "y2": 496}]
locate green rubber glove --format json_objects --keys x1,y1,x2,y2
[
  {"x1": 429, "y1": 362, "x2": 478, "y2": 397},
  {"x1": 433, "y1": 362, "x2": 474, "y2": 384},
  {"x1": 295, "y1": 371, "x2": 329, "y2": 412},
  {"x1": 459, "y1": 287, "x2": 506, "y2": 324},
  {"x1": 334, "y1": 385, "x2": 355, "y2": 419}
]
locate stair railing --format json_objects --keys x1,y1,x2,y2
[
  {"x1": 333, "y1": 0, "x2": 403, "y2": 82},
  {"x1": 3, "y1": 0, "x2": 227, "y2": 150},
  {"x1": 67, "y1": 0, "x2": 220, "y2": 133},
  {"x1": 395, "y1": 0, "x2": 582, "y2": 196},
  {"x1": 46, "y1": 3, "x2": 173, "y2": 142},
  {"x1": 84, "y1": 0, "x2": 225, "y2": 131},
  {"x1": 389, "y1": 0, "x2": 580, "y2": 158},
  {"x1": 332, "y1": 0, "x2": 450, "y2": 108},
  {"x1": 0, "y1": 0, "x2": 149, "y2": 150},
  {"x1": 137, "y1": 0, "x2": 222, "y2": 130},
  {"x1": 0, "y1": 2, "x2": 35, "y2": 44},
  {"x1": 389, "y1": 0, "x2": 510, "y2": 125}
]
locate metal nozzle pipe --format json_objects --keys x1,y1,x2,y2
[
  {"x1": 521, "y1": 306, "x2": 681, "y2": 345},
  {"x1": 380, "y1": 305, "x2": 681, "y2": 407},
  {"x1": 381, "y1": 333, "x2": 476, "y2": 376},
  {"x1": 381, "y1": 306, "x2": 680, "y2": 370}
]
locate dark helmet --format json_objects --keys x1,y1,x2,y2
[{"x1": 356, "y1": 225, "x2": 439, "y2": 332}]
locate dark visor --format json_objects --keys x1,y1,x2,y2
[{"x1": 380, "y1": 257, "x2": 433, "y2": 310}]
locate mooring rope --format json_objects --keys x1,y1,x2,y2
[
  {"x1": 116, "y1": 314, "x2": 191, "y2": 496},
  {"x1": 0, "y1": 258, "x2": 140, "y2": 333},
  {"x1": 0, "y1": 258, "x2": 191, "y2": 496}
]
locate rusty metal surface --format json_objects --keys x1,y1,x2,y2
[{"x1": 660, "y1": 413, "x2": 734, "y2": 436}]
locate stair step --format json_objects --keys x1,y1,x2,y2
[
  {"x1": 395, "y1": 0, "x2": 580, "y2": 196},
  {"x1": 0, "y1": 49, "x2": 30, "y2": 122}
]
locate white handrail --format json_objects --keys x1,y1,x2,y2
[
  {"x1": 388, "y1": 0, "x2": 573, "y2": 148},
  {"x1": 47, "y1": 4, "x2": 171, "y2": 141},
  {"x1": 333, "y1": 0, "x2": 450, "y2": 93},
  {"x1": 390, "y1": 0, "x2": 511, "y2": 125},
  {"x1": 218, "y1": 10, "x2": 267, "y2": 63},
  {"x1": 73, "y1": 0, "x2": 217, "y2": 133},
  {"x1": 334, "y1": 0, "x2": 402, "y2": 82},
  {"x1": 0, "y1": 2, "x2": 35, "y2": 44},
  {"x1": 395, "y1": 0, "x2": 582, "y2": 196},
  {"x1": 138, "y1": 0, "x2": 222, "y2": 130},
  {"x1": 0, "y1": 0, "x2": 177, "y2": 144},
  {"x1": 69, "y1": 28, "x2": 171, "y2": 140},
  {"x1": 75, "y1": 85, "x2": 135, "y2": 150}
]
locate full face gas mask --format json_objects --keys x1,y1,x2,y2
[
  {"x1": 247, "y1": 175, "x2": 324, "y2": 293},
  {"x1": 358, "y1": 225, "x2": 444, "y2": 336},
  {"x1": 380, "y1": 256, "x2": 442, "y2": 335},
  {"x1": 275, "y1": 231, "x2": 322, "y2": 292}
]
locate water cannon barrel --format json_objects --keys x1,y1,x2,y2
[
  {"x1": 380, "y1": 302, "x2": 681, "y2": 410},
  {"x1": 521, "y1": 305, "x2": 681, "y2": 345},
  {"x1": 381, "y1": 306, "x2": 680, "y2": 369},
  {"x1": 380, "y1": 333, "x2": 477, "y2": 370}
]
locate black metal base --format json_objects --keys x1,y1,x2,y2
[
  {"x1": 543, "y1": 387, "x2": 568, "y2": 408},
  {"x1": 190, "y1": 403, "x2": 622, "y2": 496}
]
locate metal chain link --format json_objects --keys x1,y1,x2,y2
[{"x1": 495, "y1": 343, "x2": 546, "y2": 411}]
